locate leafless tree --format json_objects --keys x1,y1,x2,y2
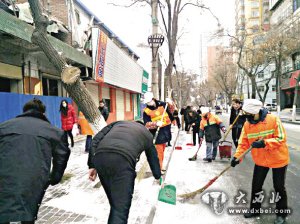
[
  {"x1": 28, "y1": 0, "x2": 106, "y2": 132},
  {"x1": 110, "y1": 0, "x2": 220, "y2": 98},
  {"x1": 212, "y1": 47, "x2": 238, "y2": 104}
]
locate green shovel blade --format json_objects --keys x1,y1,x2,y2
[{"x1": 158, "y1": 184, "x2": 176, "y2": 205}]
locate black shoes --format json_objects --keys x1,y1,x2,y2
[
  {"x1": 212, "y1": 157, "x2": 216, "y2": 160},
  {"x1": 203, "y1": 158, "x2": 212, "y2": 162},
  {"x1": 274, "y1": 216, "x2": 286, "y2": 224}
]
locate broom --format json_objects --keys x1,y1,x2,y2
[
  {"x1": 188, "y1": 139, "x2": 203, "y2": 161},
  {"x1": 187, "y1": 114, "x2": 240, "y2": 161},
  {"x1": 179, "y1": 145, "x2": 253, "y2": 200}
]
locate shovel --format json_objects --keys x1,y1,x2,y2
[
  {"x1": 178, "y1": 145, "x2": 253, "y2": 200},
  {"x1": 157, "y1": 129, "x2": 180, "y2": 205}
]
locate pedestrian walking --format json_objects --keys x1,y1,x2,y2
[
  {"x1": 0, "y1": 98, "x2": 70, "y2": 224},
  {"x1": 87, "y1": 120, "x2": 161, "y2": 224},
  {"x1": 187, "y1": 110, "x2": 201, "y2": 146},
  {"x1": 172, "y1": 109, "x2": 181, "y2": 129},
  {"x1": 60, "y1": 99, "x2": 77, "y2": 147},
  {"x1": 184, "y1": 106, "x2": 192, "y2": 132},
  {"x1": 180, "y1": 106, "x2": 186, "y2": 131},
  {"x1": 230, "y1": 99, "x2": 289, "y2": 224},
  {"x1": 143, "y1": 91, "x2": 173, "y2": 170},
  {"x1": 229, "y1": 99, "x2": 246, "y2": 148},
  {"x1": 98, "y1": 99, "x2": 109, "y2": 121},
  {"x1": 78, "y1": 111, "x2": 94, "y2": 153},
  {"x1": 199, "y1": 107, "x2": 226, "y2": 162}
]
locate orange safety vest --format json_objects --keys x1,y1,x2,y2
[
  {"x1": 144, "y1": 106, "x2": 171, "y2": 128},
  {"x1": 78, "y1": 112, "x2": 94, "y2": 135},
  {"x1": 234, "y1": 113, "x2": 289, "y2": 168}
]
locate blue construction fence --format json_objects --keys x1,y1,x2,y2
[{"x1": 0, "y1": 92, "x2": 72, "y2": 128}]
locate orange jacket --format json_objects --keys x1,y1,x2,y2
[
  {"x1": 234, "y1": 113, "x2": 289, "y2": 168},
  {"x1": 78, "y1": 112, "x2": 94, "y2": 135},
  {"x1": 144, "y1": 105, "x2": 171, "y2": 128}
]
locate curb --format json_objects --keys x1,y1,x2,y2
[{"x1": 281, "y1": 119, "x2": 300, "y2": 125}]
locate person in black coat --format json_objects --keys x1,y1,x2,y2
[
  {"x1": 0, "y1": 98, "x2": 70, "y2": 224},
  {"x1": 187, "y1": 110, "x2": 201, "y2": 146},
  {"x1": 184, "y1": 106, "x2": 192, "y2": 132},
  {"x1": 88, "y1": 121, "x2": 161, "y2": 224},
  {"x1": 230, "y1": 99, "x2": 246, "y2": 148},
  {"x1": 173, "y1": 110, "x2": 181, "y2": 129},
  {"x1": 98, "y1": 99, "x2": 109, "y2": 121},
  {"x1": 180, "y1": 106, "x2": 186, "y2": 131}
]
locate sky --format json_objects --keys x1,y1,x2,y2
[{"x1": 80, "y1": 0, "x2": 235, "y2": 77}]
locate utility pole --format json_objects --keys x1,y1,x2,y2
[
  {"x1": 151, "y1": 0, "x2": 159, "y2": 99},
  {"x1": 292, "y1": 74, "x2": 300, "y2": 121}
]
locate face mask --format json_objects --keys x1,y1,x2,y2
[{"x1": 147, "y1": 101, "x2": 155, "y2": 107}]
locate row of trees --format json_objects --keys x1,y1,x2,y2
[{"x1": 191, "y1": 13, "x2": 300, "y2": 118}]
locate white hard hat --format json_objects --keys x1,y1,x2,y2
[
  {"x1": 143, "y1": 92, "x2": 154, "y2": 104},
  {"x1": 201, "y1": 107, "x2": 210, "y2": 114},
  {"x1": 242, "y1": 99, "x2": 262, "y2": 114}
]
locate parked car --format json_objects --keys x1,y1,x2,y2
[{"x1": 265, "y1": 103, "x2": 277, "y2": 111}]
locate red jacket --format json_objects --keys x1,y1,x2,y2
[{"x1": 61, "y1": 104, "x2": 77, "y2": 131}]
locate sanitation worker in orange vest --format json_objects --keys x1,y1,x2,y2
[
  {"x1": 199, "y1": 107, "x2": 226, "y2": 162},
  {"x1": 230, "y1": 99, "x2": 289, "y2": 224},
  {"x1": 78, "y1": 111, "x2": 94, "y2": 153},
  {"x1": 143, "y1": 92, "x2": 173, "y2": 172}
]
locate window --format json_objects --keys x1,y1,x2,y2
[
  {"x1": 258, "y1": 86, "x2": 264, "y2": 92},
  {"x1": 251, "y1": 10, "x2": 259, "y2": 17},
  {"x1": 272, "y1": 85, "x2": 276, "y2": 91},
  {"x1": 272, "y1": 99, "x2": 277, "y2": 104},
  {"x1": 251, "y1": 2, "x2": 260, "y2": 7},
  {"x1": 42, "y1": 77, "x2": 58, "y2": 96},
  {"x1": 75, "y1": 10, "x2": 81, "y2": 25},
  {"x1": 257, "y1": 71, "x2": 264, "y2": 78},
  {"x1": 0, "y1": 77, "x2": 10, "y2": 92}
]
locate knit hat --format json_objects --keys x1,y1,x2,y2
[
  {"x1": 201, "y1": 107, "x2": 210, "y2": 114},
  {"x1": 143, "y1": 92, "x2": 154, "y2": 104},
  {"x1": 242, "y1": 99, "x2": 262, "y2": 114}
]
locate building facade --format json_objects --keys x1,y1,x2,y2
[
  {"x1": 0, "y1": 0, "x2": 147, "y2": 125},
  {"x1": 270, "y1": 0, "x2": 300, "y2": 109}
]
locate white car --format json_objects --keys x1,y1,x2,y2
[{"x1": 265, "y1": 103, "x2": 277, "y2": 111}]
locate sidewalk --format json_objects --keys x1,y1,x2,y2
[
  {"x1": 271, "y1": 111, "x2": 300, "y2": 125},
  {"x1": 36, "y1": 127, "x2": 179, "y2": 224},
  {"x1": 151, "y1": 131, "x2": 254, "y2": 224}
]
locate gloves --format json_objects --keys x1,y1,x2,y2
[
  {"x1": 221, "y1": 127, "x2": 227, "y2": 133},
  {"x1": 230, "y1": 157, "x2": 240, "y2": 167},
  {"x1": 251, "y1": 139, "x2": 265, "y2": 148},
  {"x1": 156, "y1": 121, "x2": 163, "y2": 127}
]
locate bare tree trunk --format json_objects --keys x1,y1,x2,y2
[
  {"x1": 28, "y1": 0, "x2": 106, "y2": 132},
  {"x1": 250, "y1": 76, "x2": 256, "y2": 99}
]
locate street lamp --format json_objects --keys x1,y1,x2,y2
[{"x1": 148, "y1": 33, "x2": 164, "y2": 59}]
